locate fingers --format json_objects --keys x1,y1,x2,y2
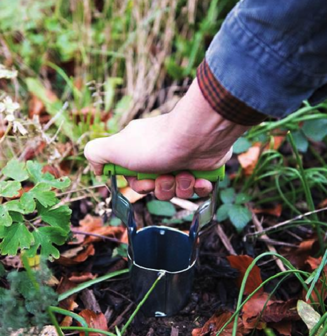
[{"x1": 126, "y1": 172, "x2": 213, "y2": 200}]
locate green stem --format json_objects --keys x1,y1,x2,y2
[
  {"x1": 48, "y1": 306, "x2": 89, "y2": 336},
  {"x1": 263, "y1": 328, "x2": 276, "y2": 336},
  {"x1": 121, "y1": 271, "x2": 165, "y2": 334},
  {"x1": 287, "y1": 132, "x2": 325, "y2": 254},
  {"x1": 59, "y1": 269, "x2": 129, "y2": 301},
  {"x1": 47, "y1": 307, "x2": 64, "y2": 336},
  {"x1": 309, "y1": 311, "x2": 327, "y2": 335},
  {"x1": 61, "y1": 326, "x2": 116, "y2": 336}
]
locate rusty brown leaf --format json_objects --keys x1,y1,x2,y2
[
  {"x1": 227, "y1": 255, "x2": 263, "y2": 296},
  {"x1": 57, "y1": 244, "x2": 95, "y2": 266},
  {"x1": 78, "y1": 309, "x2": 108, "y2": 336}
]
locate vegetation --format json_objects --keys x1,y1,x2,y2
[{"x1": 0, "y1": 0, "x2": 326, "y2": 335}]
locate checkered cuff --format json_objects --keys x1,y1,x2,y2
[{"x1": 197, "y1": 60, "x2": 267, "y2": 126}]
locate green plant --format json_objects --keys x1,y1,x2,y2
[
  {"x1": 216, "y1": 178, "x2": 252, "y2": 232},
  {"x1": 0, "y1": 159, "x2": 71, "y2": 259},
  {"x1": 0, "y1": 257, "x2": 58, "y2": 335}
]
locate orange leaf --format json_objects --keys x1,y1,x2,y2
[
  {"x1": 192, "y1": 311, "x2": 245, "y2": 336},
  {"x1": 238, "y1": 146, "x2": 260, "y2": 176},
  {"x1": 253, "y1": 204, "x2": 282, "y2": 217},
  {"x1": 242, "y1": 292, "x2": 270, "y2": 329},
  {"x1": 57, "y1": 244, "x2": 95, "y2": 266},
  {"x1": 69, "y1": 272, "x2": 97, "y2": 283},
  {"x1": 78, "y1": 310, "x2": 108, "y2": 336},
  {"x1": 120, "y1": 186, "x2": 146, "y2": 203},
  {"x1": 57, "y1": 277, "x2": 79, "y2": 311},
  {"x1": 261, "y1": 299, "x2": 299, "y2": 323},
  {"x1": 227, "y1": 255, "x2": 263, "y2": 296}
]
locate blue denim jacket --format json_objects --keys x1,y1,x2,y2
[{"x1": 206, "y1": 0, "x2": 327, "y2": 118}]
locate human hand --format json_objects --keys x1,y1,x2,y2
[{"x1": 84, "y1": 79, "x2": 249, "y2": 200}]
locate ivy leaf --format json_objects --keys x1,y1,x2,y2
[
  {"x1": 216, "y1": 203, "x2": 233, "y2": 221},
  {"x1": 0, "y1": 181, "x2": 21, "y2": 198},
  {"x1": 220, "y1": 188, "x2": 236, "y2": 204},
  {"x1": 26, "y1": 227, "x2": 67, "y2": 259},
  {"x1": 302, "y1": 119, "x2": 327, "y2": 142},
  {"x1": 235, "y1": 193, "x2": 252, "y2": 205},
  {"x1": 228, "y1": 205, "x2": 252, "y2": 233},
  {"x1": 0, "y1": 223, "x2": 34, "y2": 255},
  {"x1": 26, "y1": 161, "x2": 70, "y2": 189},
  {"x1": 0, "y1": 205, "x2": 12, "y2": 226},
  {"x1": 37, "y1": 203, "x2": 72, "y2": 232},
  {"x1": 147, "y1": 200, "x2": 176, "y2": 217},
  {"x1": 28, "y1": 183, "x2": 58, "y2": 207},
  {"x1": 233, "y1": 137, "x2": 251, "y2": 154},
  {"x1": 2, "y1": 159, "x2": 29, "y2": 182},
  {"x1": 292, "y1": 130, "x2": 309, "y2": 153}
]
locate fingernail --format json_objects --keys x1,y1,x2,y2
[
  {"x1": 179, "y1": 179, "x2": 191, "y2": 190},
  {"x1": 161, "y1": 181, "x2": 174, "y2": 192}
]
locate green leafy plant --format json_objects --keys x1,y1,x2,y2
[
  {"x1": 0, "y1": 258, "x2": 58, "y2": 335},
  {"x1": 0, "y1": 159, "x2": 71, "y2": 259},
  {"x1": 216, "y1": 181, "x2": 252, "y2": 233}
]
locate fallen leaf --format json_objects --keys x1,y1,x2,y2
[
  {"x1": 57, "y1": 277, "x2": 79, "y2": 311},
  {"x1": 29, "y1": 90, "x2": 57, "y2": 119},
  {"x1": 237, "y1": 146, "x2": 260, "y2": 176},
  {"x1": 227, "y1": 255, "x2": 263, "y2": 296},
  {"x1": 69, "y1": 272, "x2": 97, "y2": 283},
  {"x1": 270, "y1": 321, "x2": 292, "y2": 336},
  {"x1": 78, "y1": 309, "x2": 109, "y2": 336},
  {"x1": 297, "y1": 300, "x2": 323, "y2": 334},
  {"x1": 305, "y1": 256, "x2": 327, "y2": 276},
  {"x1": 76, "y1": 215, "x2": 124, "y2": 245},
  {"x1": 264, "y1": 135, "x2": 286, "y2": 151},
  {"x1": 242, "y1": 292, "x2": 270, "y2": 329},
  {"x1": 253, "y1": 204, "x2": 282, "y2": 217},
  {"x1": 262, "y1": 299, "x2": 299, "y2": 323},
  {"x1": 57, "y1": 244, "x2": 95, "y2": 266},
  {"x1": 192, "y1": 311, "x2": 245, "y2": 336},
  {"x1": 120, "y1": 186, "x2": 146, "y2": 203}
]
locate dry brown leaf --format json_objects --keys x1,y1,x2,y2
[
  {"x1": 262, "y1": 299, "x2": 299, "y2": 323},
  {"x1": 192, "y1": 311, "x2": 245, "y2": 336},
  {"x1": 253, "y1": 204, "x2": 282, "y2": 217},
  {"x1": 69, "y1": 272, "x2": 97, "y2": 283},
  {"x1": 120, "y1": 186, "x2": 146, "y2": 203},
  {"x1": 270, "y1": 321, "x2": 292, "y2": 336},
  {"x1": 242, "y1": 292, "x2": 270, "y2": 329},
  {"x1": 237, "y1": 146, "x2": 261, "y2": 176},
  {"x1": 78, "y1": 309, "x2": 109, "y2": 336},
  {"x1": 305, "y1": 256, "x2": 327, "y2": 275},
  {"x1": 227, "y1": 255, "x2": 263, "y2": 296},
  {"x1": 57, "y1": 277, "x2": 79, "y2": 312},
  {"x1": 29, "y1": 90, "x2": 57, "y2": 118},
  {"x1": 57, "y1": 244, "x2": 95, "y2": 266},
  {"x1": 76, "y1": 215, "x2": 124, "y2": 245}
]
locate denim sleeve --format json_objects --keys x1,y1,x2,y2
[{"x1": 206, "y1": 0, "x2": 327, "y2": 118}]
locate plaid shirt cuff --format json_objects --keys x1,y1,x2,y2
[{"x1": 197, "y1": 60, "x2": 267, "y2": 126}]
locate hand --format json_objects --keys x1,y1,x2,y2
[{"x1": 84, "y1": 79, "x2": 249, "y2": 200}]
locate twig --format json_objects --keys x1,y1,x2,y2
[
  {"x1": 109, "y1": 302, "x2": 134, "y2": 331},
  {"x1": 216, "y1": 225, "x2": 236, "y2": 255},
  {"x1": 247, "y1": 206, "x2": 327, "y2": 236},
  {"x1": 251, "y1": 210, "x2": 286, "y2": 272},
  {"x1": 257, "y1": 237, "x2": 299, "y2": 248},
  {"x1": 70, "y1": 229, "x2": 127, "y2": 245}
]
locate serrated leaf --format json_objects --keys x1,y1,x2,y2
[
  {"x1": 220, "y1": 188, "x2": 236, "y2": 204},
  {"x1": 297, "y1": 300, "x2": 322, "y2": 333},
  {"x1": 2, "y1": 159, "x2": 28, "y2": 182},
  {"x1": 235, "y1": 193, "x2": 252, "y2": 204},
  {"x1": 146, "y1": 200, "x2": 176, "y2": 217},
  {"x1": 292, "y1": 130, "x2": 309, "y2": 153},
  {"x1": 26, "y1": 227, "x2": 67, "y2": 259},
  {"x1": 217, "y1": 203, "x2": 233, "y2": 221},
  {"x1": 302, "y1": 118, "x2": 327, "y2": 142},
  {"x1": 233, "y1": 137, "x2": 251, "y2": 154},
  {"x1": 0, "y1": 181, "x2": 21, "y2": 198},
  {"x1": 28, "y1": 183, "x2": 58, "y2": 207},
  {"x1": 5, "y1": 193, "x2": 36, "y2": 214},
  {"x1": 228, "y1": 205, "x2": 252, "y2": 233},
  {"x1": 0, "y1": 223, "x2": 34, "y2": 255},
  {"x1": 37, "y1": 203, "x2": 71, "y2": 232},
  {"x1": 0, "y1": 205, "x2": 12, "y2": 226},
  {"x1": 26, "y1": 161, "x2": 70, "y2": 189}
]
